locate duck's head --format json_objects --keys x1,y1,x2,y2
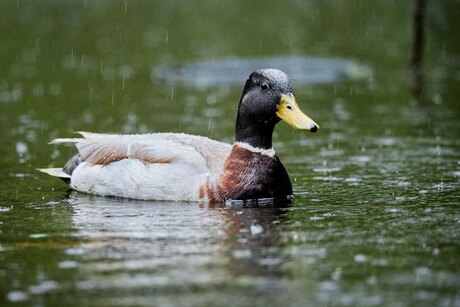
[{"x1": 235, "y1": 68, "x2": 319, "y2": 149}]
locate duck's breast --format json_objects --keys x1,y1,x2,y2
[{"x1": 204, "y1": 145, "x2": 292, "y2": 202}]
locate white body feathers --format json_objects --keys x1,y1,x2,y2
[{"x1": 42, "y1": 132, "x2": 232, "y2": 201}]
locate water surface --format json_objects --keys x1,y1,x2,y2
[{"x1": 0, "y1": 1, "x2": 459, "y2": 306}]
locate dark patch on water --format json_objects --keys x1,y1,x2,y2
[{"x1": 153, "y1": 56, "x2": 371, "y2": 87}]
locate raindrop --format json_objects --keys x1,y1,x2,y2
[
  {"x1": 16, "y1": 141, "x2": 28, "y2": 156},
  {"x1": 28, "y1": 280, "x2": 59, "y2": 295},
  {"x1": 118, "y1": 65, "x2": 134, "y2": 79},
  {"x1": 70, "y1": 49, "x2": 75, "y2": 67},
  {"x1": 123, "y1": 112, "x2": 138, "y2": 133},
  {"x1": 433, "y1": 182, "x2": 446, "y2": 190},
  {"x1": 7, "y1": 291, "x2": 29, "y2": 303},
  {"x1": 371, "y1": 259, "x2": 389, "y2": 266},
  {"x1": 0, "y1": 85, "x2": 22, "y2": 102},
  {"x1": 353, "y1": 254, "x2": 367, "y2": 263},
  {"x1": 250, "y1": 223, "x2": 263, "y2": 235},
  {"x1": 122, "y1": 0, "x2": 128, "y2": 14},
  {"x1": 32, "y1": 83, "x2": 44, "y2": 97},
  {"x1": 49, "y1": 83, "x2": 61, "y2": 96},
  {"x1": 82, "y1": 110, "x2": 94, "y2": 123},
  {"x1": 415, "y1": 267, "x2": 431, "y2": 276},
  {"x1": 333, "y1": 101, "x2": 350, "y2": 120},
  {"x1": 313, "y1": 167, "x2": 341, "y2": 173},
  {"x1": 58, "y1": 260, "x2": 78, "y2": 269},
  {"x1": 350, "y1": 155, "x2": 371, "y2": 163},
  {"x1": 331, "y1": 267, "x2": 342, "y2": 281},
  {"x1": 318, "y1": 281, "x2": 339, "y2": 291},
  {"x1": 259, "y1": 258, "x2": 281, "y2": 266},
  {"x1": 232, "y1": 249, "x2": 252, "y2": 259},
  {"x1": 143, "y1": 30, "x2": 161, "y2": 48},
  {"x1": 203, "y1": 108, "x2": 222, "y2": 118},
  {"x1": 345, "y1": 177, "x2": 361, "y2": 183},
  {"x1": 65, "y1": 247, "x2": 86, "y2": 255}
]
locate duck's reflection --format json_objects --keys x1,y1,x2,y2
[
  {"x1": 67, "y1": 191, "x2": 291, "y2": 287},
  {"x1": 209, "y1": 199, "x2": 291, "y2": 279}
]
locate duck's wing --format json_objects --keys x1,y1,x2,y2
[
  {"x1": 49, "y1": 132, "x2": 231, "y2": 180},
  {"x1": 42, "y1": 132, "x2": 232, "y2": 200}
]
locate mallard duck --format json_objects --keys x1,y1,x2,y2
[{"x1": 39, "y1": 69, "x2": 319, "y2": 202}]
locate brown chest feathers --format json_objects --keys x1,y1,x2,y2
[{"x1": 202, "y1": 145, "x2": 292, "y2": 202}]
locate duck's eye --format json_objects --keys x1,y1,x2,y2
[{"x1": 260, "y1": 82, "x2": 269, "y2": 91}]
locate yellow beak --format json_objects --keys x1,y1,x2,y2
[{"x1": 276, "y1": 94, "x2": 319, "y2": 132}]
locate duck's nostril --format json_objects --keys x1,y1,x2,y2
[{"x1": 310, "y1": 124, "x2": 318, "y2": 133}]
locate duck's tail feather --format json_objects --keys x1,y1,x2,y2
[
  {"x1": 37, "y1": 168, "x2": 71, "y2": 183},
  {"x1": 48, "y1": 131, "x2": 93, "y2": 144},
  {"x1": 48, "y1": 138, "x2": 84, "y2": 144}
]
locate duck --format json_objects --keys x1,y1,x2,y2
[{"x1": 39, "y1": 69, "x2": 319, "y2": 202}]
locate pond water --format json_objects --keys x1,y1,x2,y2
[{"x1": 1, "y1": 1, "x2": 459, "y2": 306}]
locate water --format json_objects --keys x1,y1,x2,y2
[
  {"x1": 154, "y1": 56, "x2": 371, "y2": 86},
  {"x1": 1, "y1": 1, "x2": 459, "y2": 306}
]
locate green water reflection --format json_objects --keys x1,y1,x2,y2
[{"x1": 0, "y1": 1, "x2": 459, "y2": 306}]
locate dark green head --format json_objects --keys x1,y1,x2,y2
[{"x1": 235, "y1": 69, "x2": 319, "y2": 149}]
